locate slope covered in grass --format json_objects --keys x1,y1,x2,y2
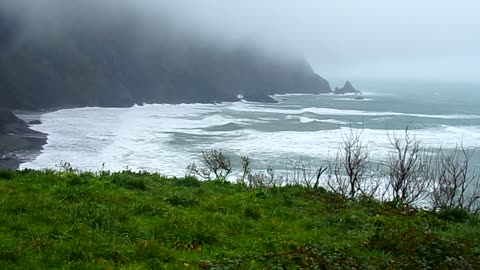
[{"x1": 0, "y1": 170, "x2": 479, "y2": 269}]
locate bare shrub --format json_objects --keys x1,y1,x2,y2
[
  {"x1": 186, "y1": 162, "x2": 211, "y2": 179},
  {"x1": 187, "y1": 149, "x2": 232, "y2": 180},
  {"x1": 327, "y1": 155, "x2": 350, "y2": 197},
  {"x1": 245, "y1": 165, "x2": 285, "y2": 188},
  {"x1": 56, "y1": 161, "x2": 75, "y2": 173},
  {"x1": 284, "y1": 158, "x2": 328, "y2": 189},
  {"x1": 361, "y1": 163, "x2": 383, "y2": 198},
  {"x1": 326, "y1": 129, "x2": 371, "y2": 199},
  {"x1": 431, "y1": 146, "x2": 480, "y2": 213},
  {"x1": 237, "y1": 155, "x2": 251, "y2": 185},
  {"x1": 384, "y1": 128, "x2": 431, "y2": 206}
]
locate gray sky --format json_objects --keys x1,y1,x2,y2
[
  {"x1": 4, "y1": 0, "x2": 480, "y2": 82},
  {"x1": 156, "y1": 0, "x2": 480, "y2": 82}
]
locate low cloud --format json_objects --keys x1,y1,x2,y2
[{"x1": 2, "y1": 0, "x2": 479, "y2": 82}]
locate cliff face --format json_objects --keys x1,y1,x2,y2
[{"x1": 0, "y1": 12, "x2": 331, "y2": 110}]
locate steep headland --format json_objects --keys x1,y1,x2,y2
[
  {"x1": 0, "y1": 7, "x2": 331, "y2": 111},
  {"x1": 0, "y1": 2, "x2": 333, "y2": 169}
]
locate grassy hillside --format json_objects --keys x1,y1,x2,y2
[{"x1": 0, "y1": 170, "x2": 479, "y2": 269}]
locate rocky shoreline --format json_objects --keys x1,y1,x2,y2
[{"x1": 0, "y1": 110, "x2": 47, "y2": 170}]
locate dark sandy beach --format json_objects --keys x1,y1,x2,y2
[{"x1": 0, "y1": 110, "x2": 47, "y2": 170}]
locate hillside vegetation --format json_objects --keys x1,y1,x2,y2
[{"x1": 0, "y1": 169, "x2": 479, "y2": 269}]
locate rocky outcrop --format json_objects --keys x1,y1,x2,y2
[
  {"x1": 334, "y1": 81, "x2": 361, "y2": 95},
  {"x1": 28, "y1": 120, "x2": 42, "y2": 125},
  {"x1": 241, "y1": 93, "x2": 278, "y2": 103},
  {"x1": 0, "y1": 110, "x2": 26, "y2": 134},
  {"x1": 0, "y1": 110, "x2": 47, "y2": 170}
]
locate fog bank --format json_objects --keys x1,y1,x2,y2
[{"x1": 2, "y1": 0, "x2": 479, "y2": 82}]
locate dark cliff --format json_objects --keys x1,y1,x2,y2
[{"x1": 0, "y1": 8, "x2": 331, "y2": 110}]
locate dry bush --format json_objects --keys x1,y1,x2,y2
[
  {"x1": 384, "y1": 128, "x2": 432, "y2": 206},
  {"x1": 284, "y1": 158, "x2": 328, "y2": 189},
  {"x1": 326, "y1": 130, "x2": 373, "y2": 199},
  {"x1": 237, "y1": 155, "x2": 251, "y2": 185},
  {"x1": 247, "y1": 166, "x2": 279, "y2": 188},
  {"x1": 187, "y1": 149, "x2": 232, "y2": 180},
  {"x1": 430, "y1": 146, "x2": 480, "y2": 213}
]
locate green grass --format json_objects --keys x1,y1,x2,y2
[{"x1": 0, "y1": 169, "x2": 479, "y2": 269}]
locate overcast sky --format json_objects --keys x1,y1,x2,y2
[
  {"x1": 4, "y1": 0, "x2": 480, "y2": 82},
  {"x1": 155, "y1": 0, "x2": 480, "y2": 82}
]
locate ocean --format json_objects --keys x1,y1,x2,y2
[{"x1": 21, "y1": 80, "x2": 480, "y2": 178}]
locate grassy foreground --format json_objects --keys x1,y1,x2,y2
[{"x1": 0, "y1": 170, "x2": 479, "y2": 269}]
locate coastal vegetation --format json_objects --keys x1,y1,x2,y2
[
  {"x1": 189, "y1": 129, "x2": 480, "y2": 214},
  {"x1": 1, "y1": 141, "x2": 480, "y2": 269}
]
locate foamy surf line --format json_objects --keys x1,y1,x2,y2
[
  {"x1": 211, "y1": 126, "x2": 480, "y2": 157},
  {"x1": 228, "y1": 103, "x2": 480, "y2": 120}
]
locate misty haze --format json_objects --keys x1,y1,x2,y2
[{"x1": 1, "y1": 1, "x2": 480, "y2": 268}]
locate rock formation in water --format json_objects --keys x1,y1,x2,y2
[{"x1": 334, "y1": 81, "x2": 361, "y2": 95}]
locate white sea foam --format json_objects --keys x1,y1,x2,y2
[
  {"x1": 21, "y1": 100, "x2": 480, "y2": 176},
  {"x1": 299, "y1": 116, "x2": 316, "y2": 123},
  {"x1": 298, "y1": 116, "x2": 347, "y2": 125},
  {"x1": 209, "y1": 126, "x2": 480, "y2": 160},
  {"x1": 228, "y1": 103, "x2": 480, "y2": 119},
  {"x1": 333, "y1": 98, "x2": 373, "y2": 101}
]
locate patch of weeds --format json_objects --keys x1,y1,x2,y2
[
  {"x1": 136, "y1": 240, "x2": 174, "y2": 262},
  {"x1": 112, "y1": 208, "x2": 130, "y2": 223},
  {"x1": 209, "y1": 179, "x2": 232, "y2": 187},
  {"x1": 367, "y1": 214, "x2": 444, "y2": 267},
  {"x1": 112, "y1": 174, "x2": 147, "y2": 191},
  {"x1": 66, "y1": 174, "x2": 89, "y2": 186},
  {"x1": 0, "y1": 245, "x2": 19, "y2": 263},
  {"x1": 340, "y1": 211, "x2": 368, "y2": 229},
  {"x1": 207, "y1": 244, "x2": 365, "y2": 269},
  {"x1": 174, "y1": 176, "x2": 201, "y2": 187},
  {"x1": 7, "y1": 202, "x2": 28, "y2": 215},
  {"x1": 244, "y1": 205, "x2": 262, "y2": 220},
  {"x1": 357, "y1": 194, "x2": 382, "y2": 209},
  {"x1": 203, "y1": 202, "x2": 228, "y2": 215},
  {"x1": 165, "y1": 195, "x2": 199, "y2": 207},
  {"x1": 133, "y1": 202, "x2": 166, "y2": 216},
  {"x1": 175, "y1": 228, "x2": 220, "y2": 248},
  {"x1": 254, "y1": 191, "x2": 267, "y2": 199},
  {"x1": 282, "y1": 194, "x2": 295, "y2": 207},
  {"x1": 136, "y1": 240, "x2": 160, "y2": 258},
  {"x1": 154, "y1": 216, "x2": 221, "y2": 248},
  {"x1": 0, "y1": 170, "x2": 15, "y2": 180},
  {"x1": 57, "y1": 189, "x2": 82, "y2": 203},
  {"x1": 436, "y1": 208, "x2": 471, "y2": 223},
  {"x1": 97, "y1": 248, "x2": 134, "y2": 266}
]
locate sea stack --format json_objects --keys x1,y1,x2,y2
[{"x1": 334, "y1": 81, "x2": 361, "y2": 94}]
